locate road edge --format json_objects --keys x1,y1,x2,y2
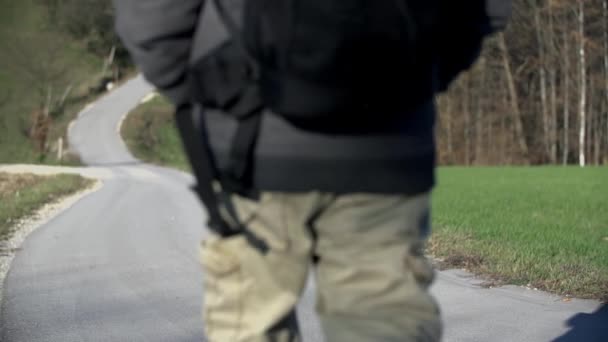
[{"x1": 0, "y1": 176, "x2": 103, "y2": 313}]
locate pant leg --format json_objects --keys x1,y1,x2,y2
[
  {"x1": 199, "y1": 193, "x2": 316, "y2": 342},
  {"x1": 312, "y1": 192, "x2": 442, "y2": 342}
]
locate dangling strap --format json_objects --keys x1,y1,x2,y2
[
  {"x1": 222, "y1": 112, "x2": 263, "y2": 194},
  {"x1": 176, "y1": 1, "x2": 266, "y2": 244},
  {"x1": 174, "y1": 104, "x2": 235, "y2": 237}
]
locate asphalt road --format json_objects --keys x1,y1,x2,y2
[{"x1": 1, "y1": 76, "x2": 604, "y2": 342}]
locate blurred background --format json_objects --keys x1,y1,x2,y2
[
  {"x1": 0, "y1": 0, "x2": 131, "y2": 164},
  {"x1": 1, "y1": 0, "x2": 608, "y2": 167}
]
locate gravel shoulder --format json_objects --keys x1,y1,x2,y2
[{"x1": 0, "y1": 164, "x2": 113, "y2": 179}]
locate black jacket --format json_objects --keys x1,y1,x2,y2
[{"x1": 114, "y1": 0, "x2": 509, "y2": 194}]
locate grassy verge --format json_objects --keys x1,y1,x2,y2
[
  {"x1": 121, "y1": 96, "x2": 190, "y2": 171},
  {"x1": 430, "y1": 167, "x2": 608, "y2": 301},
  {"x1": 120, "y1": 102, "x2": 608, "y2": 300},
  {"x1": 0, "y1": 172, "x2": 94, "y2": 241}
]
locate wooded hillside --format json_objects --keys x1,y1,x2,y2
[
  {"x1": 0, "y1": 0, "x2": 128, "y2": 163},
  {"x1": 438, "y1": 0, "x2": 608, "y2": 166}
]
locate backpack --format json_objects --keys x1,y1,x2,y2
[
  {"x1": 179, "y1": 0, "x2": 511, "y2": 235},
  {"x1": 190, "y1": 0, "x2": 510, "y2": 126},
  {"x1": 191, "y1": 0, "x2": 443, "y2": 127}
]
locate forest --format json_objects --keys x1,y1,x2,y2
[
  {"x1": 3, "y1": 0, "x2": 608, "y2": 167},
  {"x1": 438, "y1": 0, "x2": 608, "y2": 166}
]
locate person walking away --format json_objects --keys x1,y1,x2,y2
[{"x1": 113, "y1": 0, "x2": 511, "y2": 341}]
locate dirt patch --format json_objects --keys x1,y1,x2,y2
[{"x1": 438, "y1": 253, "x2": 485, "y2": 270}]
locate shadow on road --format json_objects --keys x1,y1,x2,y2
[{"x1": 552, "y1": 304, "x2": 608, "y2": 342}]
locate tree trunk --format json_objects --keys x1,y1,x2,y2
[
  {"x1": 498, "y1": 33, "x2": 529, "y2": 163},
  {"x1": 603, "y1": 0, "x2": 608, "y2": 164},
  {"x1": 59, "y1": 83, "x2": 74, "y2": 108},
  {"x1": 463, "y1": 75, "x2": 471, "y2": 166},
  {"x1": 487, "y1": 100, "x2": 494, "y2": 163},
  {"x1": 44, "y1": 85, "x2": 53, "y2": 118},
  {"x1": 578, "y1": 0, "x2": 586, "y2": 167},
  {"x1": 548, "y1": 0, "x2": 558, "y2": 164},
  {"x1": 475, "y1": 57, "x2": 486, "y2": 164},
  {"x1": 595, "y1": 115, "x2": 601, "y2": 165},
  {"x1": 101, "y1": 45, "x2": 117, "y2": 75},
  {"x1": 445, "y1": 96, "x2": 454, "y2": 164},
  {"x1": 563, "y1": 26, "x2": 571, "y2": 165},
  {"x1": 534, "y1": 1, "x2": 550, "y2": 162},
  {"x1": 585, "y1": 78, "x2": 597, "y2": 165},
  {"x1": 605, "y1": 102, "x2": 608, "y2": 164},
  {"x1": 549, "y1": 69, "x2": 558, "y2": 164},
  {"x1": 501, "y1": 88, "x2": 508, "y2": 164}
]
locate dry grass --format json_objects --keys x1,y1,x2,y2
[
  {"x1": 121, "y1": 96, "x2": 190, "y2": 171},
  {"x1": 0, "y1": 172, "x2": 92, "y2": 240}
]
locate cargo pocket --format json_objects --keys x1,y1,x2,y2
[
  {"x1": 200, "y1": 236, "x2": 244, "y2": 275},
  {"x1": 200, "y1": 235, "x2": 252, "y2": 340}
]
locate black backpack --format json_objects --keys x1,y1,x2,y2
[
  {"x1": 191, "y1": 0, "x2": 445, "y2": 127},
  {"x1": 190, "y1": 0, "x2": 510, "y2": 125},
  {"x1": 179, "y1": 0, "x2": 510, "y2": 235}
]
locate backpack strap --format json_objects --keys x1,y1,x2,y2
[
  {"x1": 174, "y1": 104, "x2": 236, "y2": 237},
  {"x1": 177, "y1": 0, "x2": 263, "y2": 235},
  {"x1": 174, "y1": 105, "x2": 268, "y2": 254},
  {"x1": 205, "y1": 0, "x2": 264, "y2": 194},
  {"x1": 222, "y1": 112, "x2": 263, "y2": 195}
]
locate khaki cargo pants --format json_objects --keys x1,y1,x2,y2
[{"x1": 199, "y1": 192, "x2": 442, "y2": 342}]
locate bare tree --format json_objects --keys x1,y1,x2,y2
[
  {"x1": 577, "y1": 0, "x2": 587, "y2": 167},
  {"x1": 562, "y1": 25, "x2": 572, "y2": 165},
  {"x1": 498, "y1": 32, "x2": 530, "y2": 162},
  {"x1": 445, "y1": 96, "x2": 454, "y2": 164},
  {"x1": 603, "y1": 0, "x2": 608, "y2": 161},
  {"x1": 547, "y1": 0, "x2": 559, "y2": 163},
  {"x1": 462, "y1": 74, "x2": 472, "y2": 165},
  {"x1": 475, "y1": 57, "x2": 487, "y2": 164},
  {"x1": 533, "y1": 0, "x2": 550, "y2": 162},
  {"x1": 419, "y1": 0, "x2": 608, "y2": 166},
  {"x1": 5, "y1": 31, "x2": 73, "y2": 113},
  {"x1": 1, "y1": 28, "x2": 77, "y2": 153}
]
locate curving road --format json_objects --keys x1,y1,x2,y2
[{"x1": 1, "y1": 76, "x2": 604, "y2": 342}]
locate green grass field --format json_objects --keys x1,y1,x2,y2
[
  {"x1": 0, "y1": 172, "x2": 93, "y2": 241},
  {"x1": 431, "y1": 167, "x2": 608, "y2": 300},
  {"x1": 121, "y1": 99, "x2": 608, "y2": 300}
]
